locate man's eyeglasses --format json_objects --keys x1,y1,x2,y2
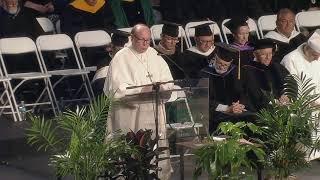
[
  {"x1": 163, "y1": 35, "x2": 179, "y2": 43},
  {"x1": 199, "y1": 39, "x2": 214, "y2": 45},
  {"x1": 133, "y1": 34, "x2": 151, "y2": 43}
]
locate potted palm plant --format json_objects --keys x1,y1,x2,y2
[
  {"x1": 193, "y1": 121, "x2": 266, "y2": 180},
  {"x1": 257, "y1": 73, "x2": 320, "y2": 179},
  {"x1": 26, "y1": 95, "x2": 137, "y2": 180}
]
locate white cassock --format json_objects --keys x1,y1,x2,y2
[
  {"x1": 281, "y1": 43, "x2": 320, "y2": 161},
  {"x1": 104, "y1": 46, "x2": 173, "y2": 179}
]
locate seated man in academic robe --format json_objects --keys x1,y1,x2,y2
[
  {"x1": 180, "y1": 22, "x2": 216, "y2": 79},
  {"x1": 201, "y1": 43, "x2": 246, "y2": 133},
  {"x1": 225, "y1": 17, "x2": 255, "y2": 66},
  {"x1": 154, "y1": 22, "x2": 185, "y2": 80},
  {"x1": 0, "y1": 0, "x2": 43, "y2": 39},
  {"x1": 264, "y1": 8, "x2": 307, "y2": 63},
  {"x1": 91, "y1": 29, "x2": 130, "y2": 95},
  {"x1": 240, "y1": 39, "x2": 289, "y2": 112},
  {"x1": 61, "y1": 0, "x2": 115, "y2": 38}
]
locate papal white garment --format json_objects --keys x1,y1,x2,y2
[
  {"x1": 281, "y1": 44, "x2": 320, "y2": 160},
  {"x1": 104, "y1": 46, "x2": 173, "y2": 179}
]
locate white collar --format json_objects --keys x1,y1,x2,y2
[
  {"x1": 265, "y1": 29, "x2": 300, "y2": 43},
  {"x1": 187, "y1": 46, "x2": 215, "y2": 56}
]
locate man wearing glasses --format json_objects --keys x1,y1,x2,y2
[
  {"x1": 104, "y1": 23, "x2": 173, "y2": 180},
  {"x1": 154, "y1": 22, "x2": 186, "y2": 80},
  {"x1": 179, "y1": 22, "x2": 216, "y2": 79},
  {"x1": 240, "y1": 39, "x2": 289, "y2": 112}
]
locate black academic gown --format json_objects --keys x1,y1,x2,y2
[
  {"x1": 154, "y1": 48, "x2": 185, "y2": 80},
  {"x1": 240, "y1": 61, "x2": 289, "y2": 112},
  {"x1": 201, "y1": 65, "x2": 246, "y2": 133},
  {"x1": 61, "y1": 3, "x2": 115, "y2": 38},
  {"x1": 267, "y1": 32, "x2": 307, "y2": 63},
  {"x1": 179, "y1": 48, "x2": 216, "y2": 79}
]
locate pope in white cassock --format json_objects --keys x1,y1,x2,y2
[
  {"x1": 281, "y1": 30, "x2": 320, "y2": 161},
  {"x1": 104, "y1": 24, "x2": 173, "y2": 180}
]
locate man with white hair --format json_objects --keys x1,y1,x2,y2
[
  {"x1": 0, "y1": 0, "x2": 42, "y2": 38},
  {"x1": 281, "y1": 30, "x2": 320, "y2": 160},
  {"x1": 104, "y1": 24, "x2": 173, "y2": 180}
]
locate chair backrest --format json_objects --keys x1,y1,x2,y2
[
  {"x1": 74, "y1": 30, "x2": 111, "y2": 69},
  {"x1": 118, "y1": 27, "x2": 133, "y2": 33},
  {"x1": 55, "y1": 19, "x2": 61, "y2": 34},
  {"x1": 185, "y1": 20, "x2": 223, "y2": 46},
  {"x1": 36, "y1": 34, "x2": 82, "y2": 70},
  {"x1": 258, "y1": 14, "x2": 277, "y2": 38},
  {"x1": 221, "y1": 18, "x2": 260, "y2": 44},
  {"x1": 296, "y1": 10, "x2": 320, "y2": 31},
  {"x1": 150, "y1": 24, "x2": 191, "y2": 48},
  {"x1": 36, "y1": 17, "x2": 55, "y2": 34},
  {"x1": 0, "y1": 37, "x2": 44, "y2": 74},
  {"x1": 75, "y1": 30, "x2": 111, "y2": 48}
]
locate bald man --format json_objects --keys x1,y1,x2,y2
[{"x1": 104, "y1": 24, "x2": 173, "y2": 179}]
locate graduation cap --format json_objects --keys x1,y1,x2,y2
[
  {"x1": 307, "y1": 30, "x2": 320, "y2": 53},
  {"x1": 225, "y1": 17, "x2": 249, "y2": 34},
  {"x1": 191, "y1": 22, "x2": 214, "y2": 37},
  {"x1": 110, "y1": 29, "x2": 130, "y2": 47},
  {"x1": 215, "y1": 42, "x2": 241, "y2": 79},
  {"x1": 161, "y1": 21, "x2": 180, "y2": 37},
  {"x1": 253, "y1": 39, "x2": 277, "y2": 51}
]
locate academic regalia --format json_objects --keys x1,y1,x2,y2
[
  {"x1": 180, "y1": 23, "x2": 216, "y2": 79},
  {"x1": 23, "y1": 0, "x2": 52, "y2": 17},
  {"x1": 104, "y1": 46, "x2": 173, "y2": 179},
  {"x1": 240, "y1": 61, "x2": 289, "y2": 112},
  {"x1": 154, "y1": 22, "x2": 186, "y2": 80},
  {"x1": 61, "y1": 0, "x2": 115, "y2": 37},
  {"x1": 200, "y1": 43, "x2": 249, "y2": 133},
  {"x1": 225, "y1": 17, "x2": 255, "y2": 65},
  {"x1": 265, "y1": 30, "x2": 307, "y2": 63}
]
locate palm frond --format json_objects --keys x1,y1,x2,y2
[{"x1": 26, "y1": 115, "x2": 62, "y2": 153}]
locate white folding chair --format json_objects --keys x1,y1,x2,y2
[
  {"x1": 166, "y1": 85, "x2": 203, "y2": 135},
  {"x1": 150, "y1": 24, "x2": 191, "y2": 48},
  {"x1": 0, "y1": 63, "x2": 19, "y2": 121},
  {"x1": 55, "y1": 19, "x2": 61, "y2": 34},
  {"x1": 221, "y1": 18, "x2": 261, "y2": 44},
  {"x1": 118, "y1": 27, "x2": 133, "y2": 33},
  {"x1": 74, "y1": 30, "x2": 112, "y2": 73},
  {"x1": 185, "y1": 20, "x2": 223, "y2": 46},
  {"x1": 36, "y1": 17, "x2": 56, "y2": 34},
  {"x1": 36, "y1": 34, "x2": 94, "y2": 104},
  {"x1": 258, "y1": 14, "x2": 277, "y2": 38},
  {"x1": 296, "y1": 10, "x2": 320, "y2": 32},
  {"x1": 0, "y1": 37, "x2": 58, "y2": 120}
]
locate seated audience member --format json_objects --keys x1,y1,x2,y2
[
  {"x1": 225, "y1": 17, "x2": 254, "y2": 65},
  {"x1": 61, "y1": 0, "x2": 115, "y2": 37},
  {"x1": 240, "y1": 39, "x2": 289, "y2": 112},
  {"x1": 120, "y1": 0, "x2": 154, "y2": 26},
  {"x1": 201, "y1": 43, "x2": 245, "y2": 133},
  {"x1": 154, "y1": 22, "x2": 185, "y2": 80},
  {"x1": 264, "y1": 8, "x2": 307, "y2": 63},
  {"x1": 23, "y1": 0, "x2": 54, "y2": 17},
  {"x1": 180, "y1": 23, "x2": 216, "y2": 79},
  {"x1": 92, "y1": 29, "x2": 130, "y2": 95},
  {"x1": 0, "y1": 0, "x2": 43, "y2": 38},
  {"x1": 281, "y1": 31, "x2": 320, "y2": 101}
]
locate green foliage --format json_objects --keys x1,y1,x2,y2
[
  {"x1": 26, "y1": 95, "x2": 136, "y2": 180},
  {"x1": 193, "y1": 122, "x2": 265, "y2": 180},
  {"x1": 257, "y1": 73, "x2": 320, "y2": 178}
]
